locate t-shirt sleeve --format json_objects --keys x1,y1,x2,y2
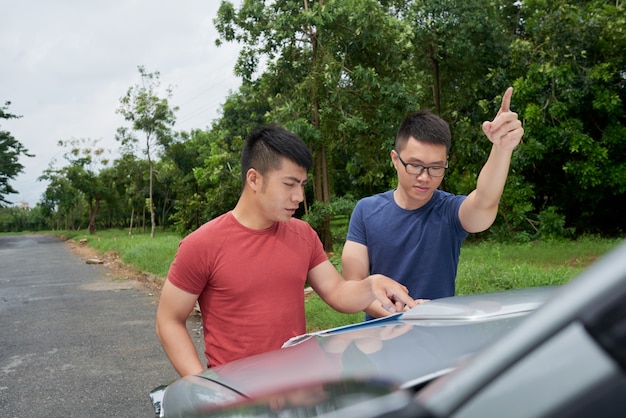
[
  {"x1": 346, "y1": 199, "x2": 367, "y2": 246},
  {"x1": 307, "y1": 225, "x2": 329, "y2": 270},
  {"x1": 447, "y1": 194, "x2": 469, "y2": 236},
  {"x1": 167, "y1": 232, "x2": 209, "y2": 295}
]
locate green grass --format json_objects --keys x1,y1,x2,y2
[
  {"x1": 456, "y1": 237, "x2": 622, "y2": 294},
  {"x1": 305, "y1": 293, "x2": 365, "y2": 332},
  {"x1": 54, "y1": 229, "x2": 182, "y2": 278},
  {"x1": 49, "y1": 230, "x2": 622, "y2": 332},
  {"x1": 306, "y1": 236, "x2": 623, "y2": 331}
]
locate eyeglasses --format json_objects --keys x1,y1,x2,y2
[{"x1": 395, "y1": 151, "x2": 448, "y2": 177}]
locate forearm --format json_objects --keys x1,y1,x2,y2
[
  {"x1": 157, "y1": 320, "x2": 204, "y2": 377},
  {"x1": 332, "y1": 279, "x2": 379, "y2": 314},
  {"x1": 474, "y1": 145, "x2": 514, "y2": 208},
  {"x1": 311, "y1": 260, "x2": 415, "y2": 315}
]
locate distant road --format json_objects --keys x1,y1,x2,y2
[{"x1": 0, "y1": 234, "x2": 202, "y2": 418}]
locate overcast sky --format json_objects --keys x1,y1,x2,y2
[{"x1": 1, "y1": 1, "x2": 242, "y2": 207}]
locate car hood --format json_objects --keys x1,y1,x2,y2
[{"x1": 162, "y1": 287, "x2": 558, "y2": 415}]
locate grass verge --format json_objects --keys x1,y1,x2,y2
[{"x1": 48, "y1": 230, "x2": 622, "y2": 332}]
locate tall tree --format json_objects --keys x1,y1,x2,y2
[
  {"x1": 215, "y1": 0, "x2": 422, "y2": 249},
  {"x1": 509, "y1": 0, "x2": 626, "y2": 235},
  {"x1": 107, "y1": 153, "x2": 150, "y2": 235},
  {"x1": 116, "y1": 66, "x2": 178, "y2": 238},
  {"x1": 165, "y1": 80, "x2": 268, "y2": 235},
  {"x1": 407, "y1": 0, "x2": 511, "y2": 116},
  {"x1": 39, "y1": 171, "x2": 81, "y2": 231},
  {"x1": 0, "y1": 101, "x2": 33, "y2": 205},
  {"x1": 40, "y1": 138, "x2": 112, "y2": 234}
]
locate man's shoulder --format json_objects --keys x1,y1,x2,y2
[
  {"x1": 280, "y1": 218, "x2": 325, "y2": 256},
  {"x1": 282, "y1": 217, "x2": 317, "y2": 235},
  {"x1": 182, "y1": 213, "x2": 232, "y2": 241},
  {"x1": 431, "y1": 189, "x2": 466, "y2": 207},
  {"x1": 356, "y1": 190, "x2": 394, "y2": 209}
]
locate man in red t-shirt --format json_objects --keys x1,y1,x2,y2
[{"x1": 156, "y1": 124, "x2": 416, "y2": 376}]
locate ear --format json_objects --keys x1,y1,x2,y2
[
  {"x1": 390, "y1": 149, "x2": 398, "y2": 167},
  {"x1": 246, "y1": 168, "x2": 261, "y2": 192}
]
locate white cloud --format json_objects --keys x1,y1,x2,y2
[{"x1": 0, "y1": 0, "x2": 242, "y2": 207}]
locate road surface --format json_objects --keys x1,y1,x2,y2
[{"x1": 0, "y1": 234, "x2": 202, "y2": 417}]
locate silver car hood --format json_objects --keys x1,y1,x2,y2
[
  {"x1": 162, "y1": 287, "x2": 558, "y2": 415},
  {"x1": 402, "y1": 286, "x2": 554, "y2": 321}
]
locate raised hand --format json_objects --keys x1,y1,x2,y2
[{"x1": 482, "y1": 87, "x2": 524, "y2": 150}]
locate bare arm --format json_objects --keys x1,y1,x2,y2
[
  {"x1": 341, "y1": 240, "x2": 396, "y2": 318},
  {"x1": 308, "y1": 258, "x2": 416, "y2": 315},
  {"x1": 460, "y1": 87, "x2": 524, "y2": 233},
  {"x1": 155, "y1": 279, "x2": 204, "y2": 377}
]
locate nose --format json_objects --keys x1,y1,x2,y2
[
  {"x1": 293, "y1": 186, "x2": 304, "y2": 203},
  {"x1": 415, "y1": 167, "x2": 429, "y2": 179}
]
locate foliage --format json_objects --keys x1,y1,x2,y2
[
  {"x1": 536, "y1": 206, "x2": 574, "y2": 240},
  {"x1": 3, "y1": 1, "x2": 625, "y2": 242},
  {"x1": 215, "y1": 0, "x2": 424, "y2": 250},
  {"x1": 0, "y1": 101, "x2": 33, "y2": 205},
  {"x1": 302, "y1": 194, "x2": 357, "y2": 248},
  {"x1": 116, "y1": 66, "x2": 178, "y2": 238},
  {"x1": 39, "y1": 138, "x2": 113, "y2": 234},
  {"x1": 407, "y1": 0, "x2": 512, "y2": 116},
  {"x1": 509, "y1": 0, "x2": 626, "y2": 235},
  {"x1": 101, "y1": 153, "x2": 151, "y2": 232},
  {"x1": 168, "y1": 128, "x2": 243, "y2": 235},
  {"x1": 0, "y1": 205, "x2": 47, "y2": 232}
]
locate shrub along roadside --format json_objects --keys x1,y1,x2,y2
[{"x1": 47, "y1": 230, "x2": 622, "y2": 332}]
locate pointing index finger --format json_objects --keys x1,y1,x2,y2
[{"x1": 500, "y1": 87, "x2": 513, "y2": 113}]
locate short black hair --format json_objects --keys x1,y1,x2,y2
[
  {"x1": 241, "y1": 124, "x2": 313, "y2": 187},
  {"x1": 395, "y1": 110, "x2": 451, "y2": 153}
]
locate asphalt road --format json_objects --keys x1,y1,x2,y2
[{"x1": 0, "y1": 234, "x2": 203, "y2": 417}]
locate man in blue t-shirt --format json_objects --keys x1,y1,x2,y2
[{"x1": 342, "y1": 87, "x2": 524, "y2": 319}]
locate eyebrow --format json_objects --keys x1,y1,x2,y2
[
  {"x1": 396, "y1": 150, "x2": 447, "y2": 166},
  {"x1": 405, "y1": 157, "x2": 447, "y2": 166},
  {"x1": 283, "y1": 176, "x2": 309, "y2": 185}
]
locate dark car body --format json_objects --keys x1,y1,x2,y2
[
  {"x1": 156, "y1": 239, "x2": 626, "y2": 418},
  {"x1": 154, "y1": 286, "x2": 558, "y2": 417}
]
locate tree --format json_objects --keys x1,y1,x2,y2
[
  {"x1": 407, "y1": 0, "x2": 511, "y2": 116},
  {"x1": 39, "y1": 174, "x2": 81, "y2": 231},
  {"x1": 0, "y1": 101, "x2": 33, "y2": 205},
  {"x1": 40, "y1": 138, "x2": 112, "y2": 234},
  {"x1": 116, "y1": 66, "x2": 178, "y2": 238},
  {"x1": 106, "y1": 153, "x2": 150, "y2": 235},
  {"x1": 508, "y1": 0, "x2": 626, "y2": 235},
  {"x1": 215, "y1": 0, "x2": 422, "y2": 250}
]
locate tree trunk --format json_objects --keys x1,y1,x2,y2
[
  {"x1": 87, "y1": 198, "x2": 100, "y2": 235},
  {"x1": 160, "y1": 189, "x2": 170, "y2": 231},
  {"x1": 316, "y1": 144, "x2": 333, "y2": 251},
  {"x1": 128, "y1": 206, "x2": 134, "y2": 236},
  {"x1": 308, "y1": 18, "x2": 333, "y2": 252},
  {"x1": 148, "y1": 159, "x2": 156, "y2": 238},
  {"x1": 429, "y1": 44, "x2": 441, "y2": 115}
]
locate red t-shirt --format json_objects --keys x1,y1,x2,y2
[{"x1": 168, "y1": 211, "x2": 328, "y2": 367}]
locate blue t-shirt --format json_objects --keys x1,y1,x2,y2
[{"x1": 346, "y1": 189, "x2": 468, "y2": 316}]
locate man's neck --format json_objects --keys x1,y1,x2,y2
[{"x1": 231, "y1": 198, "x2": 275, "y2": 230}]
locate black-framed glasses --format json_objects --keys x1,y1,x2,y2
[{"x1": 395, "y1": 151, "x2": 448, "y2": 177}]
